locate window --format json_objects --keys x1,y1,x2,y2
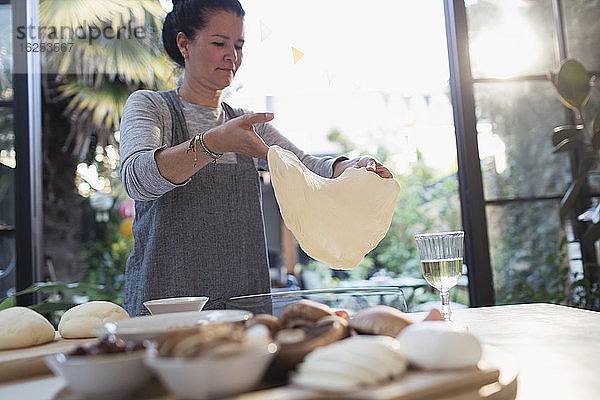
[
  {"x1": 230, "y1": 0, "x2": 463, "y2": 301},
  {"x1": 0, "y1": 1, "x2": 14, "y2": 299}
]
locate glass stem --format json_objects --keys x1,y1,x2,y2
[{"x1": 440, "y1": 291, "x2": 451, "y2": 321}]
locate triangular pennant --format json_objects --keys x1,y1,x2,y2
[
  {"x1": 259, "y1": 21, "x2": 272, "y2": 42},
  {"x1": 291, "y1": 46, "x2": 304, "y2": 64},
  {"x1": 326, "y1": 70, "x2": 334, "y2": 85}
]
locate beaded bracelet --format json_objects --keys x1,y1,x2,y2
[{"x1": 186, "y1": 132, "x2": 223, "y2": 167}]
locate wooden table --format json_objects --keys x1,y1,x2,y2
[
  {"x1": 449, "y1": 303, "x2": 600, "y2": 400},
  {"x1": 0, "y1": 303, "x2": 598, "y2": 400}
]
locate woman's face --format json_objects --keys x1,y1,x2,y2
[{"x1": 179, "y1": 11, "x2": 244, "y2": 91}]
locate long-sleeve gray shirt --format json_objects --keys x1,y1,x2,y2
[{"x1": 120, "y1": 88, "x2": 344, "y2": 201}]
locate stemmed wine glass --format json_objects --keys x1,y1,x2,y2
[{"x1": 414, "y1": 231, "x2": 464, "y2": 322}]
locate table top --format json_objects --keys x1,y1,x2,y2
[
  {"x1": 447, "y1": 303, "x2": 600, "y2": 400},
  {"x1": 1, "y1": 303, "x2": 598, "y2": 400}
]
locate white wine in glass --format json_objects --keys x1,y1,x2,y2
[{"x1": 414, "y1": 232, "x2": 464, "y2": 321}]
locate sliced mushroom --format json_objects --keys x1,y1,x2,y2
[
  {"x1": 284, "y1": 318, "x2": 314, "y2": 330},
  {"x1": 246, "y1": 314, "x2": 282, "y2": 336},
  {"x1": 156, "y1": 322, "x2": 245, "y2": 358},
  {"x1": 277, "y1": 299, "x2": 334, "y2": 329},
  {"x1": 316, "y1": 315, "x2": 349, "y2": 331},
  {"x1": 275, "y1": 328, "x2": 307, "y2": 345},
  {"x1": 272, "y1": 317, "x2": 348, "y2": 372},
  {"x1": 349, "y1": 305, "x2": 413, "y2": 337}
]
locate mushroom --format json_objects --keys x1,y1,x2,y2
[
  {"x1": 246, "y1": 314, "x2": 282, "y2": 336},
  {"x1": 348, "y1": 305, "x2": 413, "y2": 337},
  {"x1": 275, "y1": 328, "x2": 306, "y2": 344},
  {"x1": 277, "y1": 299, "x2": 334, "y2": 329},
  {"x1": 316, "y1": 314, "x2": 349, "y2": 331},
  {"x1": 272, "y1": 315, "x2": 349, "y2": 372}
]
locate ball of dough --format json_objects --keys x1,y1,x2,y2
[
  {"x1": 397, "y1": 321, "x2": 481, "y2": 369},
  {"x1": 58, "y1": 301, "x2": 130, "y2": 339},
  {"x1": 0, "y1": 307, "x2": 55, "y2": 350}
]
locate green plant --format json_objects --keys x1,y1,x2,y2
[
  {"x1": 550, "y1": 59, "x2": 600, "y2": 220},
  {"x1": 0, "y1": 281, "x2": 104, "y2": 328},
  {"x1": 80, "y1": 203, "x2": 134, "y2": 306},
  {"x1": 549, "y1": 58, "x2": 600, "y2": 310}
]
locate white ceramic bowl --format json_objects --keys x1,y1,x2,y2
[
  {"x1": 93, "y1": 310, "x2": 252, "y2": 342},
  {"x1": 45, "y1": 351, "x2": 152, "y2": 400},
  {"x1": 145, "y1": 342, "x2": 278, "y2": 399},
  {"x1": 143, "y1": 296, "x2": 209, "y2": 315}
]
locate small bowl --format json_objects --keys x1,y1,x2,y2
[
  {"x1": 145, "y1": 342, "x2": 278, "y2": 399},
  {"x1": 45, "y1": 351, "x2": 152, "y2": 400},
  {"x1": 143, "y1": 296, "x2": 209, "y2": 315},
  {"x1": 93, "y1": 310, "x2": 252, "y2": 342}
]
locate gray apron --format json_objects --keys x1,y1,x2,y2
[{"x1": 123, "y1": 90, "x2": 271, "y2": 316}]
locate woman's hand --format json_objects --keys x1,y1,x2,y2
[
  {"x1": 203, "y1": 112, "x2": 274, "y2": 160},
  {"x1": 332, "y1": 156, "x2": 393, "y2": 179}
]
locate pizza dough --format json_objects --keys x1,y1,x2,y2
[
  {"x1": 291, "y1": 335, "x2": 407, "y2": 391},
  {"x1": 267, "y1": 146, "x2": 401, "y2": 269},
  {"x1": 0, "y1": 307, "x2": 55, "y2": 350},
  {"x1": 397, "y1": 321, "x2": 481, "y2": 369},
  {"x1": 58, "y1": 301, "x2": 130, "y2": 339}
]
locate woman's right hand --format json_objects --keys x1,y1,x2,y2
[{"x1": 203, "y1": 112, "x2": 274, "y2": 160}]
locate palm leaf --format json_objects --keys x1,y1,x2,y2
[
  {"x1": 40, "y1": 0, "x2": 126, "y2": 28},
  {"x1": 119, "y1": 0, "x2": 165, "y2": 27},
  {"x1": 59, "y1": 80, "x2": 131, "y2": 157},
  {"x1": 40, "y1": 0, "x2": 176, "y2": 159}
]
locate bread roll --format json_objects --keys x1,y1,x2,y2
[
  {"x1": 397, "y1": 321, "x2": 481, "y2": 369},
  {"x1": 58, "y1": 301, "x2": 129, "y2": 339},
  {"x1": 0, "y1": 307, "x2": 55, "y2": 350}
]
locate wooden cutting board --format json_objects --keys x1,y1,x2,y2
[
  {"x1": 51, "y1": 345, "x2": 518, "y2": 400},
  {"x1": 0, "y1": 332, "x2": 98, "y2": 383},
  {"x1": 232, "y1": 345, "x2": 518, "y2": 400}
]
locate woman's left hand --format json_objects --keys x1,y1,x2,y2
[{"x1": 332, "y1": 156, "x2": 393, "y2": 179}]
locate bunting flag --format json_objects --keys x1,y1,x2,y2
[
  {"x1": 326, "y1": 70, "x2": 334, "y2": 85},
  {"x1": 291, "y1": 46, "x2": 304, "y2": 64},
  {"x1": 259, "y1": 21, "x2": 272, "y2": 42}
]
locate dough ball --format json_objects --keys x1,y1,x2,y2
[
  {"x1": 58, "y1": 301, "x2": 130, "y2": 339},
  {"x1": 0, "y1": 307, "x2": 55, "y2": 350},
  {"x1": 397, "y1": 321, "x2": 481, "y2": 369},
  {"x1": 268, "y1": 145, "x2": 400, "y2": 269},
  {"x1": 292, "y1": 335, "x2": 407, "y2": 391}
]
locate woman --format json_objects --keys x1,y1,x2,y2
[{"x1": 120, "y1": 0, "x2": 393, "y2": 316}]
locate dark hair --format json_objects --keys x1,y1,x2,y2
[{"x1": 163, "y1": 0, "x2": 245, "y2": 67}]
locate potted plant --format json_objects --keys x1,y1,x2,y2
[{"x1": 550, "y1": 58, "x2": 600, "y2": 309}]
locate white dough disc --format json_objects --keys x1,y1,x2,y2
[
  {"x1": 268, "y1": 146, "x2": 401, "y2": 269},
  {"x1": 0, "y1": 307, "x2": 55, "y2": 350}
]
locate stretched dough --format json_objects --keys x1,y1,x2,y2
[
  {"x1": 58, "y1": 301, "x2": 130, "y2": 339},
  {"x1": 267, "y1": 146, "x2": 400, "y2": 269},
  {"x1": 0, "y1": 307, "x2": 55, "y2": 350}
]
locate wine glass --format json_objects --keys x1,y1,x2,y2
[{"x1": 414, "y1": 231, "x2": 464, "y2": 322}]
